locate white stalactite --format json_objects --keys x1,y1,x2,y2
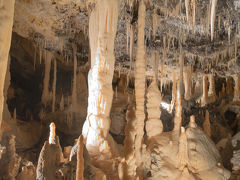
[
  {"x1": 134, "y1": 0, "x2": 146, "y2": 167},
  {"x1": 0, "y1": 0, "x2": 15, "y2": 137},
  {"x1": 52, "y1": 59, "x2": 57, "y2": 112},
  {"x1": 210, "y1": 0, "x2": 218, "y2": 41},
  {"x1": 41, "y1": 51, "x2": 52, "y2": 106},
  {"x1": 82, "y1": 0, "x2": 119, "y2": 160}
]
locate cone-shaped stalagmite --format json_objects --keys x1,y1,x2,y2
[
  {"x1": 76, "y1": 135, "x2": 84, "y2": 180},
  {"x1": 0, "y1": 0, "x2": 15, "y2": 137},
  {"x1": 146, "y1": 79, "x2": 163, "y2": 138}
]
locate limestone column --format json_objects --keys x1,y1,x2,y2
[
  {"x1": 82, "y1": 0, "x2": 119, "y2": 152},
  {"x1": 134, "y1": 0, "x2": 146, "y2": 167},
  {"x1": 0, "y1": 0, "x2": 15, "y2": 138}
]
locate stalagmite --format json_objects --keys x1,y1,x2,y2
[
  {"x1": 49, "y1": 122, "x2": 56, "y2": 145},
  {"x1": 234, "y1": 75, "x2": 240, "y2": 101},
  {"x1": 82, "y1": 0, "x2": 119, "y2": 177},
  {"x1": 0, "y1": 0, "x2": 15, "y2": 137},
  {"x1": 203, "y1": 110, "x2": 211, "y2": 137},
  {"x1": 134, "y1": 0, "x2": 146, "y2": 168},
  {"x1": 41, "y1": 51, "x2": 52, "y2": 106},
  {"x1": 178, "y1": 127, "x2": 188, "y2": 169},
  {"x1": 76, "y1": 135, "x2": 84, "y2": 180},
  {"x1": 210, "y1": 0, "x2": 218, "y2": 41},
  {"x1": 146, "y1": 80, "x2": 163, "y2": 139},
  {"x1": 52, "y1": 59, "x2": 57, "y2": 112},
  {"x1": 173, "y1": 81, "x2": 182, "y2": 133},
  {"x1": 123, "y1": 103, "x2": 137, "y2": 179}
]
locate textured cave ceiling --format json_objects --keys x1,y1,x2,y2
[{"x1": 12, "y1": 0, "x2": 240, "y2": 80}]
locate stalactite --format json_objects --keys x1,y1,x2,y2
[
  {"x1": 233, "y1": 75, "x2": 240, "y2": 101},
  {"x1": 152, "y1": 10, "x2": 158, "y2": 39},
  {"x1": 127, "y1": 22, "x2": 130, "y2": 54},
  {"x1": 171, "y1": 72, "x2": 177, "y2": 112},
  {"x1": 134, "y1": 0, "x2": 146, "y2": 168},
  {"x1": 34, "y1": 44, "x2": 37, "y2": 70},
  {"x1": 180, "y1": 54, "x2": 184, "y2": 98},
  {"x1": 226, "y1": 77, "x2": 233, "y2": 96},
  {"x1": 60, "y1": 94, "x2": 64, "y2": 111},
  {"x1": 201, "y1": 75, "x2": 208, "y2": 106},
  {"x1": 52, "y1": 59, "x2": 57, "y2": 112},
  {"x1": 210, "y1": 0, "x2": 218, "y2": 41},
  {"x1": 0, "y1": 0, "x2": 15, "y2": 137},
  {"x1": 76, "y1": 135, "x2": 84, "y2": 180},
  {"x1": 39, "y1": 48, "x2": 42, "y2": 65},
  {"x1": 203, "y1": 110, "x2": 211, "y2": 137},
  {"x1": 208, "y1": 74, "x2": 216, "y2": 102},
  {"x1": 130, "y1": 24, "x2": 135, "y2": 73},
  {"x1": 49, "y1": 122, "x2": 56, "y2": 144},
  {"x1": 185, "y1": 0, "x2": 189, "y2": 23},
  {"x1": 146, "y1": 79, "x2": 163, "y2": 139},
  {"x1": 206, "y1": 4, "x2": 211, "y2": 36},
  {"x1": 228, "y1": 26, "x2": 231, "y2": 44},
  {"x1": 192, "y1": 0, "x2": 196, "y2": 32},
  {"x1": 13, "y1": 108, "x2": 17, "y2": 121},
  {"x1": 41, "y1": 51, "x2": 52, "y2": 106},
  {"x1": 183, "y1": 66, "x2": 192, "y2": 100},
  {"x1": 72, "y1": 44, "x2": 77, "y2": 111}
]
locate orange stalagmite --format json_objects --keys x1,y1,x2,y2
[{"x1": 76, "y1": 135, "x2": 84, "y2": 180}]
